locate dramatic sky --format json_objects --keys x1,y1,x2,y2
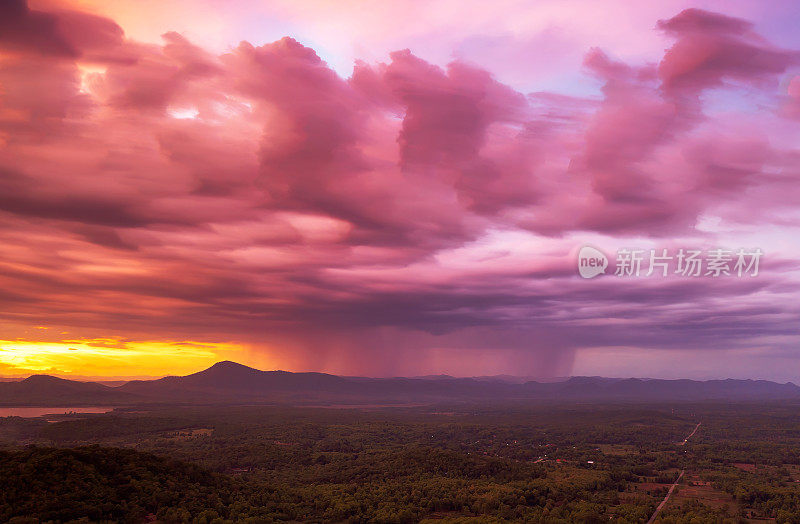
[{"x1": 2, "y1": 0, "x2": 800, "y2": 380}]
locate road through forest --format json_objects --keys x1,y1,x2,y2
[{"x1": 646, "y1": 421, "x2": 701, "y2": 523}]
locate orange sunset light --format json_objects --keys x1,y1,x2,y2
[{"x1": 0, "y1": 339, "x2": 251, "y2": 379}]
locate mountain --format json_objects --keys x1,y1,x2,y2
[
  {"x1": 119, "y1": 361, "x2": 355, "y2": 401},
  {"x1": 118, "y1": 364, "x2": 800, "y2": 404},
  {"x1": 118, "y1": 361, "x2": 527, "y2": 402},
  {"x1": 0, "y1": 375, "x2": 138, "y2": 406},
  {"x1": 3, "y1": 362, "x2": 800, "y2": 406}
]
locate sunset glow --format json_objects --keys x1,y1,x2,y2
[{"x1": 0, "y1": 339, "x2": 249, "y2": 379}]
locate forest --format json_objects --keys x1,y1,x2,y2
[{"x1": 3, "y1": 402, "x2": 800, "y2": 522}]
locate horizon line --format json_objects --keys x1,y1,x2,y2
[{"x1": 2, "y1": 360, "x2": 798, "y2": 385}]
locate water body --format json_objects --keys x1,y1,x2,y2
[{"x1": 0, "y1": 407, "x2": 114, "y2": 418}]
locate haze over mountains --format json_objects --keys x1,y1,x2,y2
[{"x1": 2, "y1": 361, "x2": 800, "y2": 407}]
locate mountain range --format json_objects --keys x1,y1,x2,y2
[{"x1": 2, "y1": 361, "x2": 800, "y2": 406}]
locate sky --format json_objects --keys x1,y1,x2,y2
[{"x1": 1, "y1": 0, "x2": 800, "y2": 380}]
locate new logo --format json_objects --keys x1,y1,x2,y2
[{"x1": 577, "y1": 245, "x2": 608, "y2": 279}]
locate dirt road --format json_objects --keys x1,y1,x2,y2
[
  {"x1": 647, "y1": 421, "x2": 700, "y2": 522},
  {"x1": 679, "y1": 422, "x2": 701, "y2": 445},
  {"x1": 647, "y1": 470, "x2": 685, "y2": 523}
]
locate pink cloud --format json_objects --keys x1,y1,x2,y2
[
  {"x1": 658, "y1": 8, "x2": 798, "y2": 95},
  {"x1": 1, "y1": 1, "x2": 800, "y2": 377}
]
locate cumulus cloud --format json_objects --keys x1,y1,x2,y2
[{"x1": 657, "y1": 8, "x2": 798, "y2": 95}]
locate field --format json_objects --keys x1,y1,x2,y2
[{"x1": 3, "y1": 402, "x2": 800, "y2": 522}]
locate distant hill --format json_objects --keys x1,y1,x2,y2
[
  {"x1": 116, "y1": 362, "x2": 800, "y2": 404},
  {"x1": 2, "y1": 362, "x2": 800, "y2": 406},
  {"x1": 119, "y1": 361, "x2": 356, "y2": 401},
  {"x1": 117, "y1": 361, "x2": 527, "y2": 402},
  {"x1": 0, "y1": 375, "x2": 139, "y2": 406},
  {"x1": 537, "y1": 376, "x2": 800, "y2": 401}
]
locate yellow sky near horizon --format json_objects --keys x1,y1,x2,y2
[{"x1": 0, "y1": 338, "x2": 253, "y2": 380}]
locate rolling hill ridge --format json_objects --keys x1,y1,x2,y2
[{"x1": 2, "y1": 361, "x2": 799, "y2": 406}]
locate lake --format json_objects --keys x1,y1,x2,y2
[{"x1": 0, "y1": 407, "x2": 115, "y2": 418}]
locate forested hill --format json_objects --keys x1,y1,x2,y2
[{"x1": 0, "y1": 446, "x2": 237, "y2": 522}]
